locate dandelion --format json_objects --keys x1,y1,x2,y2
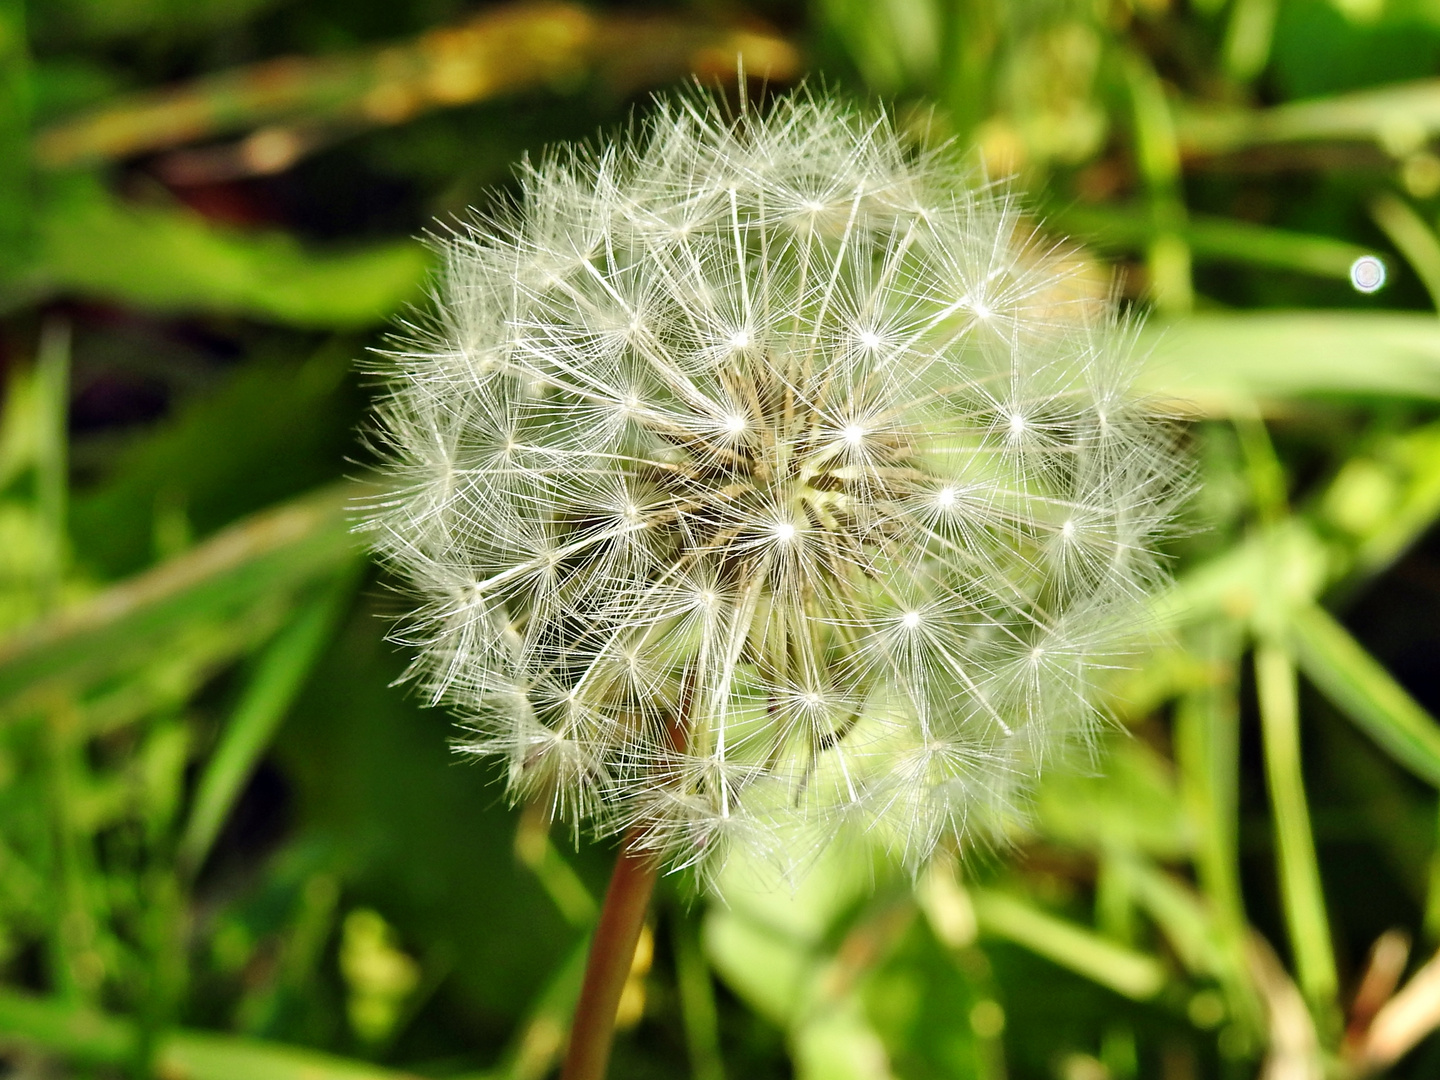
[{"x1": 362, "y1": 85, "x2": 1181, "y2": 1079}]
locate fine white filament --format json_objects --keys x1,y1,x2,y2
[{"x1": 363, "y1": 89, "x2": 1180, "y2": 877}]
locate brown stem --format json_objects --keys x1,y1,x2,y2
[
  {"x1": 561, "y1": 833, "x2": 659, "y2": 1080},
  {"x1": 564, "y1": 675, "x2": 694, "y2": 1080}
]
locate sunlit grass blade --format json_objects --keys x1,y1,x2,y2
[
  {"x1": 0, "y1": 0, "x2": 29, "y2": 277},
  {"x1": 0, "y1": 987, "x2": 427, "y2": 1079},
  {"x1": 514, "y1": 806, "x2": 598, "y2": 928},
  {"x1": 34, "y1": 317, "x2": 69, "y2": 610},
  {"x1": 1177, "y1": 77, "x2": 1440, "y2": 156},
  {"x1": 1221, "y1": 0, "x2": 1278, "y2": 82},
  {"x1": 1123, "y1": 49, "x2": 1191, "y2": 312},
  {"x1": 672, "y1": 908, "x2": 726, "y2": 1080},
  {"x1": 1322, "y1": 422, "x2": 1440, "y2": 580},
  {"x1": 1234, "y1": 410, "x2": 1288, "y2": 524},
  {"x1": 176, "y1": 570, "x2": 357, "y2": 877},
  {"x1": 970, "y1": 888, "x2": 1167, "y2": 1000},
  {"x1": 1151, "y1": 521, "x2": 1327, "y2": 632},
  {"x1": 1289, "y1": 602, "x2": 1440, "y2": 787},
  {"x1": 1055, "y1": 204, "x2": 1374, "y2": 280},
  {"x1": 494, "y1": 940, "x2": 590, "y2": 1080},
  {"x1": 0, "y1": 482, "x2": 363, "y2": 712},
  {"x1": 1254, "y1": 641, "x2": 1338, "y2": 1025},
  {"x1": 31, "y1": 3, "x2": 800, "y2": 171},
  {"x1": 42, "y1": 697, "x2": 107, "y2": 1004},
  {"x1": 1371, "y1": 193, "x2": 1440, "y2": 311},
  {"x1": 1173, "y1": 621, "x2": 1264, "y2": 1036},
  {"x1": 1138, "y1": 313, "x2": 1440, "y2": 413}
]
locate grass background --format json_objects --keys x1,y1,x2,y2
[{"x1": 5, "y1": 0, "x2": 1440, "y2": 1077}]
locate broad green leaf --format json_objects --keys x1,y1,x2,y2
[
  {"x1": 7, "y1": 176, "x2": 428, "y2": 327},
  {"x1": 69, "y1": 340, "x2": 359, "y2": 580},
  {"x1": 1290, "y1": 602, "x2": 1440, "y2": 788}
]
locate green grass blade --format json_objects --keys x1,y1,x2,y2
[
  {"x1": 513, "y1": 809, "x2": 598, "y2": 928},
  {"x1": 166, "y1": 1031, "x2": 431, "y2": 1080},
  {"x1": 495, "y1": 939, "x2": 589, "y2": 1080},
  {"x1": 1177, "y1": 78, "x2": 1440, "y2": 155},
  {"x1": 1173, "y1": 622, "x2": 1248, "y2": 939},
  {"x1": 34, "y1": 318, "x2": 69, "y2": 611},
  {"x1": 0, "y1": 986, "x2": 131, "y2": 1063},
  {"x1": 176, "y1": 571, "x2": 356, "y2": 877},
  {"x1": 1371, "y1": 193, "x2": 1440, "y2": 312},
  {"x1": 970, "y1": 888, "x2": 1167, "y2": 1000},
  {"x1": 1254, "y1": 641, "x2": 1338, "y2": 1023},
  {"x1": 1123, "y1": 49, "x2": 1191, "y2": 313},
  {"x1": 1426, "y1": 800, "x2": 1440, "y2": 942},
  {"x1": 1118, "y1": 857, "x2": 1221, "y2": 977},
  {"x1": 0, "y1": 0, "x2": 31, "y2": 276},
  {"x1": 0, "y1": 483, "x2": 363, "y2": 711},
  {"x1": 1138, "y1": 313, "x2": 1440, "y2": 413},
  {"x1": 1289, "y1": 602, "x2": 1440, "y2": 787},
  {"x1": 1221, "y1": 0, "x2": 1278, "y2": 82},
  {"x1": 1055, "y1": 204, "x2": 1373, "y2": 280},
  {"x1": 1323, "y1": 422, "x2": 1440, "y2": 579},
  {"x1": 0, "y1": 987, "x2": 431, "y2": 1079},
  {"x1": 673, "y1": 910, "x2": 726, "y2": 1080}
]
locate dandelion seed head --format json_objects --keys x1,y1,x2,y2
[{"x1": 362, "y1": 86, "x2": 1184, "y2": 881}]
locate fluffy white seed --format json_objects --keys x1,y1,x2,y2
[{"x1": 362, "y1": 88, "x2": 1183, "y2": 878}]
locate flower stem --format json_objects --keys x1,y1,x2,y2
[{"x1": 561, "y1": 833, "x2": 658, "y2": 1080}]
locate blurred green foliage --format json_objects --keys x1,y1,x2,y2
[{"x1": 7, "y1": 0, "x2": 1440, "y2": 1078}]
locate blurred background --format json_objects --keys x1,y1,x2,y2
[{"x1": 6, "y1": 0, "x2": 1440, "y2": 1077}]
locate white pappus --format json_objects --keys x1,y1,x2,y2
[{"x1": 361, "y1": 86, "x2": 1184, "y2": 879}]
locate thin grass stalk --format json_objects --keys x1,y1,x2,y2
[
  {"x1": 672, "y1": 906, "x2": 725, "y2": 1080},
  {"x1": 1174, "y1": 619, "x2": 1264, "y2": 1044},
  {"x1": 1255, "y1": 640, "x2": 1338, "y2": 1028}
]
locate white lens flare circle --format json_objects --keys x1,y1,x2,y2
[{"x1": 1350, "y1": 255, "x2": 1386, "y2": 294}]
